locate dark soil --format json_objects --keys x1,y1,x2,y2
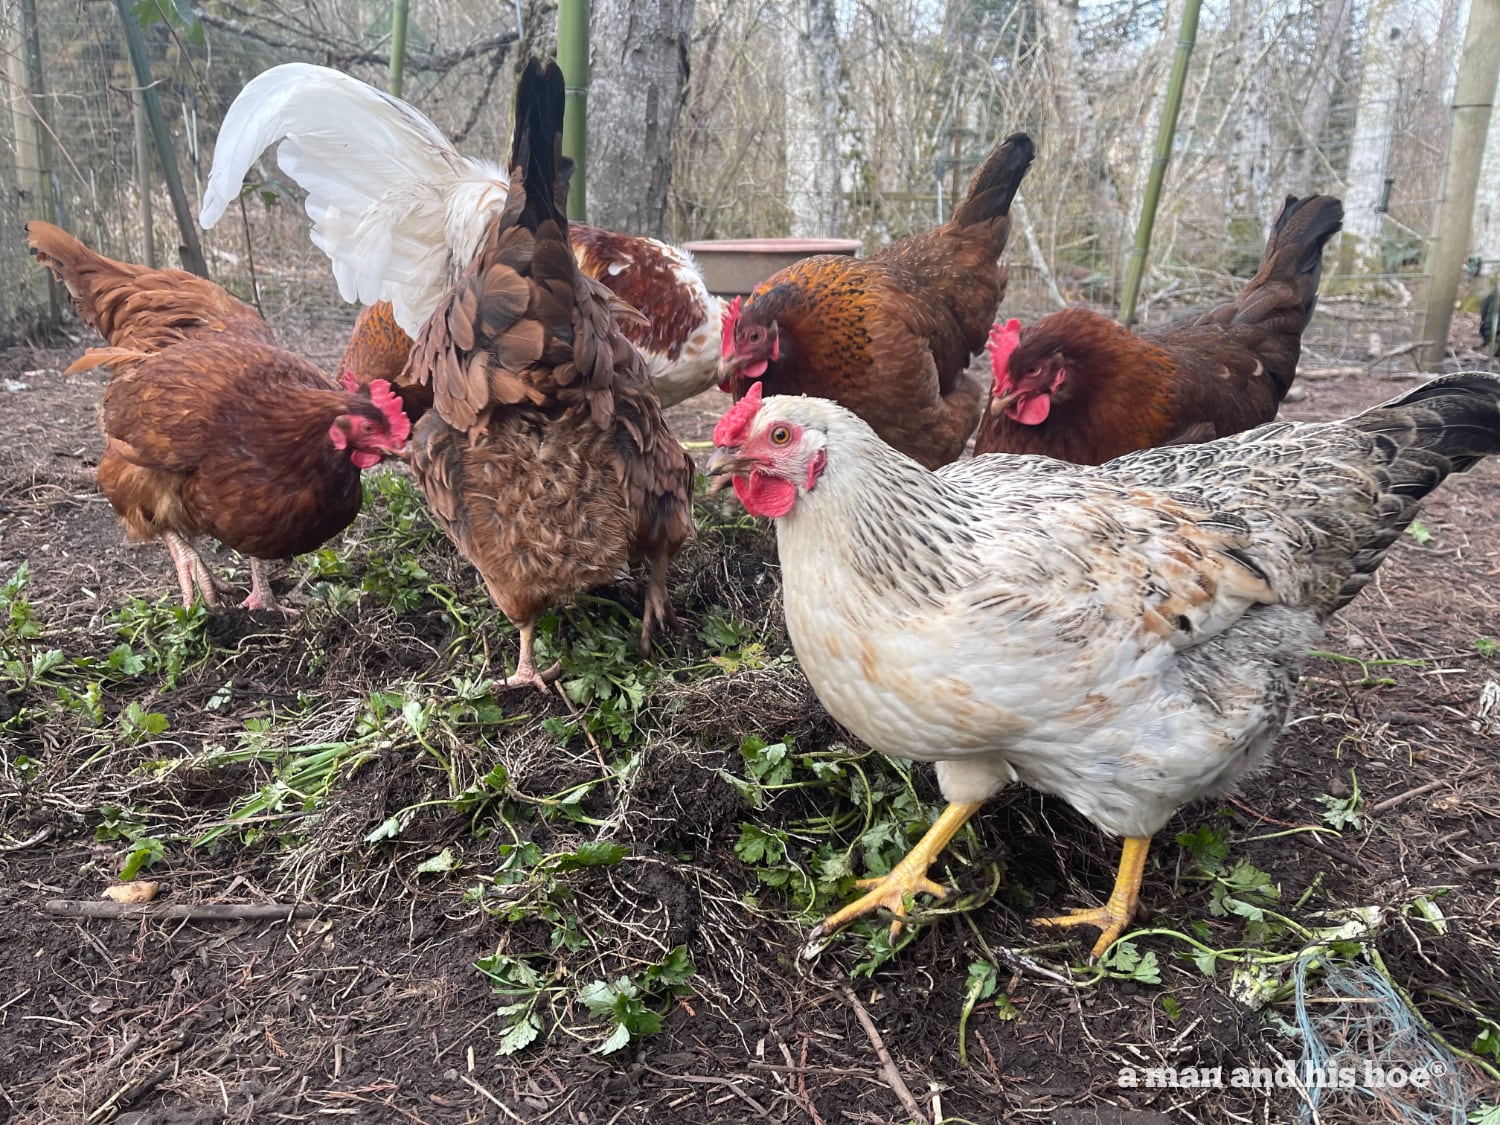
[{"x1": 2, "y1": 307, "x2": 1499, "y2": 1125}]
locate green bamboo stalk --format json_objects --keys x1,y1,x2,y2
[
  {"x1": 1117, "y1": 0, "x2": 1202, "y2": 326},
  {"x1": 388, "y1": 0, "x2": 409, "y2": 98},
  {"x1": 114, "y1": 0, "x2": 209, "y2": 277},
  {"x1": 1413, "y1": 0, "x2": 1500, "y2": 368},
  {"x1": 557, "y1": 0, "x2": 590, "y2": 221}
]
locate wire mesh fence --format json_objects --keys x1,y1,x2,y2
[{"x1": 0, "y1": 0, "x2": 1492, "y2": 367}]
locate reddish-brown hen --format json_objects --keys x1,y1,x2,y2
[
  {"x1": 974, "y1": 195, "x2": 1344, "y2": 464},
  {"x1": 26, "y1": 222, "x2": 409, "y2": 611},
  {"x1": 403, "y1": 59, "x2": 694, "y2": 691},
  {"x1": 718, "y1": 133, "x2": 1035, "y2": 469}
]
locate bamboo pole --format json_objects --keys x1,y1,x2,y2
[
  {"x1": 1117, "y1": 0, "x2": 1202, "y2": 326},
  {"x1": 557, "y1": 0, "x2": 590, "y2": 221},
  {"x1": 388, "y1": 0, "x2": 409, "y2": 98},
  {"x1": 114, "y1": 0, "x2": 209, "y2": 278},
  {"x1": 134, "y1": 88, "x2": 157, "y2": 268},
  {"x1": 1413, "y1": 0, "x2": 1500, "y2": 368}
]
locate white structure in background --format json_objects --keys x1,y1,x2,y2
[{"x1": 1343, "y1": 0, "x2": 1419, "y2": 266}]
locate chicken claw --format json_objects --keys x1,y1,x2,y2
[
  {"x1": 809, "y1": 800, "x2": 985, "y2": 943},
  {"x1": 241, "y1": 558, "x2": 297, "y2": 614},
  {"x1": 1034, "y1": 834, "x2": 1151, "y2": 960},
  {"x1": 639, "y1": 554, "x2": 680, "y2": 656},
  {"x1": 164, "y1": 532, "x2": 228, "y2": 608},
  {"x1": 496, "y1": 620, "x2": 562, "y2": 694}
]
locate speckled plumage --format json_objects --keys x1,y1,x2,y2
[
  {"x1": 203, "y1": 62, "x2": 724, "y2": 411},
  {"x1": 720, "y1": 374, "x2": 1500, "y2": 840},
  {"x1": 405, "y1": 60, "x2": 694, "y2": 672}
]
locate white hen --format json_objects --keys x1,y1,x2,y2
[
  {"x1": 707, "y1": 375, "x2": 1500, "y2": 958},
  {"x1": 200, "y1": 63, "x2": 724, "y2": 407}
]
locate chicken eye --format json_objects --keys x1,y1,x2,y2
[{"x1": 770, "y1": 425, "x2": 791, "y2": 445}]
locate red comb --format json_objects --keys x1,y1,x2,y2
[
  {"x1": 713, "y1": 381, "x2": 762, "y2": 447},
  {"x1": 988, "y1": 319, "x2": 1023, "y2": 391},
  {"x1": 339, "y1": 369, "x2": 360, "y2": 392},
  {"x1": 720, "y1": 295, "x2": 742, "y2": 360},
  {"x1": 367, "y1": 379, "x2": 411, "y2": 444}
]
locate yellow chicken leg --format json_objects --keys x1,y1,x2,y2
[
  {"x1": 809, "y1": 800, "x2": 985, "y2": 942},
  {"x1": 1035, "y1": 834, "x2": 1152, "y2": 960}
]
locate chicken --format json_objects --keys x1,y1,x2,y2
[
  {"x1": 337, "y1": 300, "x2": 434, "y2": 424},
  {"x1": 26, "y1": 221, "x2": 409, "y2": 611},
  {"x1": 400, "y1": 58, "x2": 694, "y2": 691},
  {"x1": 199, "y1": 62, "x2": 725, "y2": 409},
  {"x1": 1481, "y1": 288, "x2": 1497, "y2": 354},
  {"x1": 716, "y1": 133, "x2": 1035, "y2": 469},
  {"x1": 707, "y1": 374, "x2": 1500, "y2": 958},
  {"x1": 975, "y1": 195, "x2": 1344, "y2": 464}
]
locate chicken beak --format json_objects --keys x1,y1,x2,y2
[
  {"x1": 705, "y1": 448, "x2": 752, "y2": 495},
  {"x1": 990, "y1": 389, "x2": 1021, "y2": 414}
]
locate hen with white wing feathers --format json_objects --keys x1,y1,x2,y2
[
  {"x1": 200, "y1": 63, "x2": 725, "y2": 407},
  {"x1": 707, "y1": 374, "x2": 1500, "y2": 958}
]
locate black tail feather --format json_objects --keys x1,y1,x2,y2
[
  {"x1": 951, "y1": 132, "x2": 1036, "y2": 233},
  {"x1": 512, "y1": 58, "x2": 569, "y2": 229},
  {"x1": 1253, "y1": 194, "x2": 1344, "y2": 323}
]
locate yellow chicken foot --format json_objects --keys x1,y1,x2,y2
[
  {"x1": 1035, "y1": 834, "x2": 1152, "y2": 960},
  {"x1": 809, "y1": 800, "x2": 985, "y2": 943},
  {"x1": 498, "y1": 620, "x2": 562, "y2": 693}
]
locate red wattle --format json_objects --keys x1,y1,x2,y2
[
  {"x1": 349, "y1": 449, "x2": 382, "y2": 470},
  {"x1": 733, "y1": 472, "x2": 796, "y2": 518},
  {"x1": 1007, "y1": 393, "x2": 1052, "y2": 426}
]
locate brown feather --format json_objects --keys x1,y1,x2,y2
[{"x1": 405, "y1": 58, "x2": 694, "y2": 660}]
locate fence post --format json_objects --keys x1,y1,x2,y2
[
  {"x1": 1117, "y1": 0, "x2": 1202, "y2": 326},
  {"x1": 114, "y1": 0, "x2": 210, "y2": 278},
  {"x1": 9, "y1": 0, "x2": 60, "y2": 329},
  {"x1": 1413, "y1": 0, "x2": 1500, "y2": 369}
]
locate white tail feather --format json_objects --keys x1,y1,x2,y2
[{"x1": 199, "y1": 62, "x2": 509, "y2": 335}]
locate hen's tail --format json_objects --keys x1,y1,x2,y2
[
  {"x1": 511, "y1": 58, "x2": 570, "y2": 233},
  {"x1": 949, "y1": 132, "x2": 1036, "y2": 245},
  {"x1": 26, "y1": 221, "x2": 148, "y2": 340},
  {"x1": 1228, "y1": 194, "x2": 1343, "y2": 399},
  {"x1": 1331, "y1": 372, "x2": 1500, "y2": 608},
  {"x1": 200, "y1": 62, "x2": 508, "y2": 335}
]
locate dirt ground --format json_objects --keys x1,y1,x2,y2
[{"x1": 2, "y1": 305, "x2": 1499, "y2": 1125}]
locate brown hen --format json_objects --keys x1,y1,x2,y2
[
  {"x1": 718, "y1": 133, "x2": 1035, "y2": 469},
  {"x1": 403, "y1": 59, "x2": 694, "y2": 691},
  {"x1": 974, "y1": 195, "x2": 1344, "y2": 464},
  {"x1": 26, "y1": 222, "x2": 409, "y2": 611}
]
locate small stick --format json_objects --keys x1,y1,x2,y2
[
  {"x1": 1370, "y1": 770, "x2": 1476, "y2": 814},
  {"x1": 43, "y1": 900, "x2": 320, "y2": 921},
  {"x1": 840, "y1": 986, "x2": 928, "y2": 1125}
]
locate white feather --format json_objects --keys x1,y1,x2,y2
[{"x1": 199, "y1": 63, "x2": 508, "y2": 335}]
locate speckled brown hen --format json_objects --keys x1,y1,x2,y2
[
  {"x1": 717, "y1": 133, "x2": 1035, "y2": 469},
  {"x1": 708, "y1": 374, "x2": 1500, "y2": 958},
  {"x1": 25, "y1": 222, "x2": 409, "y2": 611},
  {"x1": 402, "y1": 59, "x2": 694, "y2": 691},
  {"x1": 974, "y1": 195, "x2": 1344, "y2": 464}
]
